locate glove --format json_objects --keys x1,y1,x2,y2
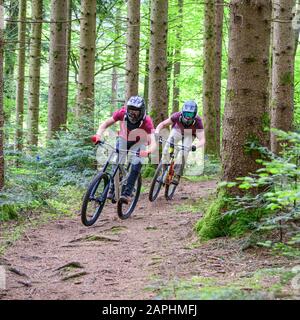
[
  {"x1": 91, "y1": 134, "x2": 101, "y2": 144},
  {"x1": 139, "y1": 150, "x2": 150, "y2": 158}
]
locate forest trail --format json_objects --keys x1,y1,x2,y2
[{"x1": 0, "y1": 179, "x2": 295, "y2": 300}]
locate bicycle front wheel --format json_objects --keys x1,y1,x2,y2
[
  {"x1": 165, "y1": 178, "x2": 179, "y2": 200},
  {"x1": 81, "y1": 172, "x2": 110, "y2": 226},
  {"x1": 117, "y1": 174, "x2": 142, "y2": 220},
  {"x1": 148, "y1": 162, "x2": 165, "y2": 202}
]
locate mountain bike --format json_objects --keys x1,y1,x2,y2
[
  {"x1": 81, "y1": 140, "x2": 142, "y2": 226},
  {"x1": 149, "y1": 136, "x2": 196, "y2": 202}
]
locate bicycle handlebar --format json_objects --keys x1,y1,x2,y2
[
  {"x1": 157, "y1": 136, "x2": 196, "y2": 152},
  {"x1": 96, "y1": 140, "x2": 142, "y2": 157}
]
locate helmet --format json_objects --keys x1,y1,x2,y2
[
  {"x1": 180, "y1": 100, "x2": 198, "y2": 126},
  {"x1": 126, "y1": 96, "x2": 146, "y2": 124}
]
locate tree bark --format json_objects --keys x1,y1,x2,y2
[
  {"x1": 144, "y1": 0, "x2": 151, "y2": 112},
  {"x1": 76, "y1": 0, "x2": 96, "y2": 122},
  {"x1": 214, "y1": 0, "x2": 224, "y2": 157},
  {"x1": 111, "y1": 5, "x2": 121, "y2": 114},
  {"x1": 125, "y1": 0, "x2": 141, "y2": 102},
  {"x1": 222, "y1": 0, "x2": 271, "y2": 186},
  {"x1": 15, "y1": 0, "x2": 26, "y2": 151},
  {"x1": 172, "y1": 0, "x2": 183, "y2": 114},
  {"x1": 270, "y1": 0, "x2": 295, "y2": 154},
  {"x1": 149, "y1": 0, "x2": 169, "y2": 126},
  {"x1": 65, "y1": 0, "x2": 72, "y2": 121},
  {"x1": 27, "y1": 0, "x2": 43, "y2": 146},
  {"x1": 0, "y1": 0, "x2": 4, "y2": 189},
  {"x1": 203, "y1": 0, "x2": 217, "y2": 156},
  {"x1": 47, "y1": 0, "x2": 69, "y2": 138},
  {"x1": 4, "y1": 0, "x2": 18, "y2": 103},
  {"x1": 144, "y1": 45, "x2": 150, "y2": 112}
]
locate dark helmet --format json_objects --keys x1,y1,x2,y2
[
  {"x1": 126, "y1": 96, "x2": 146, "y2": 124},
  {"x1": 180, "y1": 100, "x2": 198, "y2": 126}
]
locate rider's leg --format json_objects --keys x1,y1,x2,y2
[
  {"x1": 162, "y1": 128, "x2": 182, "y2": 171},
  {"x1": 174, "y1": 131, "x2": 194, "y2": 180},
  {"x1": 121, "y1": 142, "x2": 146, "y2": 199},
  {"x1": 108, "y1": 137, "x2": 127, "y2": 199}
]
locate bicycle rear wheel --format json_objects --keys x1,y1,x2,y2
[
  {"x1": 81, "y1": 172, "x2": 110, "y2": 226},
  {"x1": 117, "y1": 174, "x2": 142, "y2": 220},
  {"x1": 148, "y1": 162, "x2": 165, "y2": 202}
]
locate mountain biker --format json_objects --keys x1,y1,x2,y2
[
  {"x1": 92, "y1": 96, "x2": 156, "y2": 204},
  {"x1": 155, "y1": 100, "x2": 205, "y2": 184}
]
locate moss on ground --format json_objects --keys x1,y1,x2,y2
[
  {"x1": 195, "y1": 190, "x2": 267, "y2": 241},
  {"x1": 150, "y1": 267, "x2": 298, "y2": 300}
]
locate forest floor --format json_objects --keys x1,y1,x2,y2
[{"x1": 0, "y1": 178, "x2": 299, "y2": 300}]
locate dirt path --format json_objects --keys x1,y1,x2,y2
[{"x1": 0, "y1": 180, "x2": 296, "y2": 300}]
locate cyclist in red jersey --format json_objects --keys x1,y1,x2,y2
[{"x1": 92, "y1": 96, "x2": 156, "y2": 204}]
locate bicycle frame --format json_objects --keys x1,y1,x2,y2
[{"x1": 97, "y1": 141, "x2": 136, "y2": 202}]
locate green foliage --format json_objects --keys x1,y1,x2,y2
[
  {"x1": 217, "y1": 130, "x2": 300, "y2": 256},
  {"x1": 152, "y1": 267, "x2": 296, "y2": 300},
  {"x1": 0, "y1": 121, "x2": 97, "y2": 220},
  {"x1": 195, "y1": 190, "x2": 267, "y2": 241},
  {"x1": 142, "y1": 164, "x2": 156, "y2": 178}
]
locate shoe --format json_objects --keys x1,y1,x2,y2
[
  {"x1": 172, "y1": 175, "x2": 180, "y2": 185},
  {"x1": 120, "y1": 194, "x2": 131, "y2": 204}
]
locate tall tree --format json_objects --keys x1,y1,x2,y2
[
  {"x1": 172, "y1": 0, "x2": 183, "y2": 114},
  {"x1": 15, "y1": 0, "x2": 26, "y2": 151},
  {"x1": 0, "y1": 0, "x2": 4, "y2": 189},
  {"x1": 65, "y1": 0, "x2": 72, "y2": 117},
  {"x1": 4, "y1": 0, "x2": 18, "y2": 104},
  {"x1": 294, "y1": 0, "x2": 300, "y2": 56},
  {"x1": 111, "y1": 5, "x2": 121, "y2": 114},
  {"x1": 47, "y1": 0, "x2": 69, "y2": 138},
  {"x1": 76, "y1": 0, "x2": 96, "y2": 122},
  {"x1": 143, "y1": 0, "x2": 151, "y2": 111},
  {"x1": 202, "y1": 0, "x2": 217, "y2": 156},
  {"x1": 149, "y1": 0, "x2": 169, "y2": 126},
  {"x1": 222, "y1": 0, "x2": 271, "y2": 184},
  {"x1": 144, "y1": 45, "x2": 150, "y2": 111},
  {"x1": 270, "y1": 0, "x2": 295, "y2": 154},
  {"x1": 27, "y1": 0, "x2": 43, "y2": 146},
  {"x1": 125, "y1": 0, "x2": 141, "y2": 102},
  {"x1": 214, "y1": 0, "x2": 224, "y2": 157}
]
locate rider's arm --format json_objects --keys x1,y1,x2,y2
[
  {"x1": 195, "y1": 130, "x2": 205, "y2": 148},
  {"x1": 155, "y1": 118, "x2": 173, "y2": 134},
  {"x1": 147, "y1": 133, "x2": 157, "y2": 154},
  {"x1": 96, "y1": 117, "x2": 116, "y2": 136}
]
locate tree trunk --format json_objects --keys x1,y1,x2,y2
[
  {"x1": 203, "y1": 0, "x2": 217, "y2": 156},
  {"x1": 125, "y1": 0, "x2": 141, "y2": 102},
  {"x1": 144, "y1": 0, "x2": 151, "y2": 112},
  {"x1": 4, "y1": 0, "x2": 18, "y2": 103},
  {"x1": 111, "y1": 5, "x2": 121, "y2": 114},
  {"x1": 270, "y1": 0, "x2": 295, "y2": 154},
  {"x1": 214, "y1": 0, "x2": 224, "y2": 157},
  {"x1": 294, "y1": 0, "x2": 300, "y2": 56},
  {"x1": 172, "y1": 0, "x2": 183, "y2": 114},
  {"x1": 27, "y1": 0, "x2": 43, "y2": 146},
  {"x1": 47, "y1": 0, "x2": 69, "y2": 138},
  {"x1": 222, "y1": 0, "x2": 271, "y2": 185},
  {"x1": 65, "y1": 0, "x2": 72, "y2": 122},
  {"x1": 0, "y1": 0, "x2": 4, "y2": 189},
  {"x1": 149, "y1": 0, "x2": 169, "y2": 126},
  {"x1": 76, "y1": 0, "x2": 96, "y2": 122},
  {"x1": 15, "y1": 0, "x2": 26, "y2": 151},
  {"x1": 144, "y1": 45, "x2": 150, "y2": 112}
]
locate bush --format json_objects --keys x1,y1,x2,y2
[{"x1": 201, "y1": 130, "x2": 300, "y2": 255}]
